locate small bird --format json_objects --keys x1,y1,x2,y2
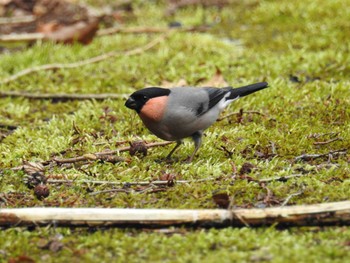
[{"x1": 125, "y1": 82, "x2": 268, "y2": 162}]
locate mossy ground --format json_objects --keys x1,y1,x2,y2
[{"x1": 1, "y1": 0, "x2": 350, "y2": 262}]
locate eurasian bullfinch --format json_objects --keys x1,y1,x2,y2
[{"x1": 125, "y1": 82, "x2": 268, "y2": 161}]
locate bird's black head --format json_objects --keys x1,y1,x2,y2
[{"x1": 125, "y1": 87, "x2": 170, "y2": 113}]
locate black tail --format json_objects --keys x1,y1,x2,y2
[{"x1": 227, "y1": 82, "x2": 268, "y2": 99}]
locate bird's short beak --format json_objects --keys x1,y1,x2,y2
[{"x1": 125, "y1": 97, "x2": 137, "y2": 110}]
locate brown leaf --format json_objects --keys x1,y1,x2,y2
[
  {"x1": 8, "y1": 255, "x2": 35, "y2": 263},
  {"x1": 159, "y1": 173, "x2": 176, "y2": 186},
  {"x1": 200, "y1": 68, "x2": 228, "y2": 87},
  {"x1": 212, "y1": 192, "x2": 230, "y2": 208},
  {"x1": 43, "y1": 19, "x2": 99, "y2": 44}
]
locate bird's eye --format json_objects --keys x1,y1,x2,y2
[{"x1": 143, "y1": 96, "x2": 148, "y2": 100}]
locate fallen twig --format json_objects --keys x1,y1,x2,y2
[
  {"x1": 0, "y1": 32, "x2": 171, "y2": 85},
  {"x1": 46, "y1": 177, "x2": 215, "y2": 186},
  {"x1": 11, "y1": 141, "x2": 174, "y2": 170},
  {"x1": 97, "y1": 25, "x2": 209, "y2": 36},
  {"x1": 308, "y1": 132, "x2": 340, "y2": 139},
  {"x1": 0, "y1": 26, "x2": 208, "y2": 43},
  {"x1": 313, "y1": 138, "x2": 342, "y2": 145},
  {"x1": 0, "y1": 91, "x2": 127, "y2": 101},
  {"x1": 238, "y1": 174, "x2": 305, "y2": 184},
  {"x1": 281, "y1": 189, "x2": 305, "y2": 207},
  {"x1": 258, "y1": 174, "x2": 304, "y2": 183},
  {"x1": 217, "y1": 110, "x2": 267, "y2": 121},
  {"x1": 259, "y1": 182, "x2": 275, "y2": 205},
  {"x1": 295, "y1": 149, "x2": 347, "y2": 161},
  {"x1": 270, "y1": 141, "x2": 277, "y2": 155},
  {"x1": 2, "y1": 201, "x2": 350, "y2": 227},
  {"x1": 0, "y1": 15, "x2": 36, "y2": 25},
  {"x1": 53, "y1": 141, "x2": 173, "y2": 164},
  {"x1": 89, "y1": 188, "x2": 131, "y2": 196},
  {"x1": 0, "y1": 33, "x2": 44, "y2": 42},
  {"x1": 89, "y1": 184, "x2": 167, "y2": 196}
]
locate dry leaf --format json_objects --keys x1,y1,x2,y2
[
  {"x1": 159, "y1": 173, "x2": 176, "y2": 186},
  {"x1": 200, "y1": 68, "x2": 228, "y2": 87},
  {"x1": 212, "y1": 192, "x2": 230, "y2": 208},
  {"x1": 43, "y1": 19, "x2": 99, "y2": 44},
  {"x1": 8, "y1": 255, "x2": 35, "y2": 263}
]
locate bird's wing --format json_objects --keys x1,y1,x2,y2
[{"x1": 199, "y1": 87, "x2": 231, "y2": 116}]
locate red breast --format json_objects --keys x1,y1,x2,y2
[{"x1": 139, "y1": 96, "x2": 168, "y2": 123}]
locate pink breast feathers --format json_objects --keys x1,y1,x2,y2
[{"x1": 139, "y1": 96, "x2": 169, "y2": 123}]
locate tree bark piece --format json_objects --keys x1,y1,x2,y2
[{"x1": 1, "y1": 201, "x2": 350, "y2": 227}]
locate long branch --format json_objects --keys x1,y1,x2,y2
[
  {"x1": 0, "y1": 26, "x2": 207, "y2": 43},
  {"x1": 0, "y1": 33, "x2": 170, "y2": 85},
  {"x1": 1, "y1": 201, "x2": 350, "y2": 227},
  {"x1": 53, "y1": 141, "x2": 173, "y2": 164},
  {"x1": 46, "y1": 177, "x2": 215, "y2": 185},
  {"x1": 0, "y1": 91, "x2": 127, "y2": 100}
]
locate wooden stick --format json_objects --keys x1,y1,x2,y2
[
  {"x1": 0, "y1": 15, "x2": 36, "y2": 25},
  {"x1": 53, "y1": 141, "x2": 173, "y2": 164},
  {"x1": 46, "y1": 178, "x2": 215, "y2": 186},
  {"x1": 0, "y1": 91, "x2": 129, "y2": 101},
  {"x1": 0, "y1": 26, "x2": 207, "y2": 43},
  {"x1": 97, "y1": 25, "x2": 209, "y2": 36},
  {"x1": 1, "y1": 201, "x2": 350, "y2": 227},
  {"x1": 295, "y1": 149, "x2": 347, "y2": 161},
  {"x1": 313, "y1": 137, "x2": 341, "y2": 145},
  {"x1": 258, "y1": 174, "x2": 304, "y2": 183},
  {"x1": 11, "y1": 141, "x2": 174, "y2": 170},
  {"x1": 0, "y1": 32, "x2": 170, "y2": 85},
  {"x1": 0, "y1": 91, "x2": 127, "y2": 100}
]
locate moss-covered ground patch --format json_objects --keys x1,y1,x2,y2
[{"x1": 1, "y1": 0, "x2": 350, "y2": 262}]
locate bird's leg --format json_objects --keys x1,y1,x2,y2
[
  {"x1": 166, "y1": 140, "x2": 182, "y2": 160},
  {"x1": 189, "y1": 131, "x2": 203, "y2": 162}
]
